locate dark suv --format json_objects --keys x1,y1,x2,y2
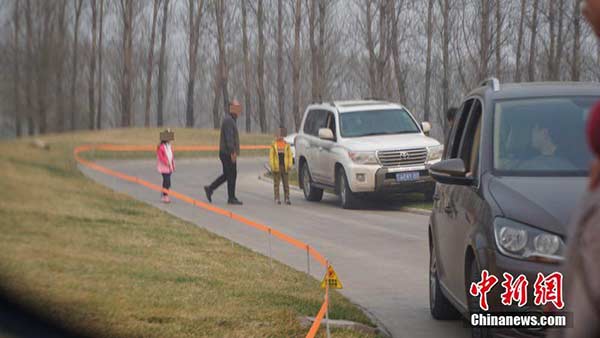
[{"x1": 427, "y1": 79, "x2": 600, "y2": 337}]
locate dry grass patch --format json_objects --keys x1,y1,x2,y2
[{"x1": 0, "y1": 129, "x2": 378, "y2": 338}]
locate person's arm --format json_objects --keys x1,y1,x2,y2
[
  {"x1": 286, "y1": 144, "x2": 293, "y2": 171},
  {"x1": 269, "y1": 145, "x2": 276, "y2": 171},
  {"x1": 171, "y1": 146, "x2": 175, "y2": 172},
  {"x1": 223, "y1": 119, "x2": 235, "y2": 156}
]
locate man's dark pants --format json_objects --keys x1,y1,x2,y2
[{"x1": 208, "y1": 152, "x2": 237, "y2": 201}]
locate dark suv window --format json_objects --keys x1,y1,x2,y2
[{"x1": 303, "y1": 110, "x2": 329, "y2": 136}]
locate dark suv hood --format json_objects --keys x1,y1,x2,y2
[{"x1": 488, "y1": 176, "x2": 587, "y2": 236}]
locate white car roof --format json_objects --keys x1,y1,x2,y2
[{"x1": 308, "y1": 100, "x2": 406, "y2": 114}]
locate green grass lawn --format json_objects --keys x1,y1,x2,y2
[{"x1": 0, "y1": 128, "x2": 377, "y2": 338}]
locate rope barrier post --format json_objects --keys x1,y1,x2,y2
[
  {"x1": 268, "y1": 228, "x2": 272, "y2": 269},
  {"x1": 306, "y1": 245, "x2": 311, "y2": 276},
  {"x1": 326, "y1": 284, "x2": 331, "y2": 338}
]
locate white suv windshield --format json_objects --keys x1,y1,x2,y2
[
  {"x1": 339, "y1": 109, "x2": 420, "y2": 138},
  {"x1": 493, "y1": 96, "x2": 597, "y2": 176}
]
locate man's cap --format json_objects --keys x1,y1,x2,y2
[{"x1": 587, "y1": 100, "x2": 600, "y2": 158}]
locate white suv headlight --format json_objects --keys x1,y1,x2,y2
[
  {"x1": 427, "y1": 145, "x2": 444, "y2": 162},
  {"x1": 348, "y1": 151, "x2": 379, "y2": 165},
  {"x1": 493, "y1": 218, "x2": 566, "y2": 263}
]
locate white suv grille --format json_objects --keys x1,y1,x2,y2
[{"x1": 377, "y1": 148, "x2": 428, "y2": 167}]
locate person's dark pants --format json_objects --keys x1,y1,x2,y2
[
  {"x1": 161, "y1": 173, "x2": 171, "y2": 196},
  {"x1": 208, "y1": 152, "x2": 237, "y2": 201}
]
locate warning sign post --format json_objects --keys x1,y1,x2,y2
[{"x1": 321, "y1": 264, "x2": 343, "y2": 289}]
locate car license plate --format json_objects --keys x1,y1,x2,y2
[{"x1": 396, "y1": 171, "x2": 419, "y2": 182}]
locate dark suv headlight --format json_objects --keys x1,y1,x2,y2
[{"x1": 493, "y1": 218, "x2": 565, "y2": 263}]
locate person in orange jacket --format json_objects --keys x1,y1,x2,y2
[{"x1": 269, "y1": 127, "x2": 293, "y2": 205}]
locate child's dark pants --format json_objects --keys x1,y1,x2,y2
[{"x1": 162, "y1": 173, "x2": 171, "y2": 196}]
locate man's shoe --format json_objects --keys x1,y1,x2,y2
[
  {"x1": 204, "y1": 186, "x2": 212, "y2": 203},
  {"x1": 228, "y1": 199, "x2": 243, "y2": 205},
  {"x1": 275, "y1": 198, "x2": 281, "y2": 205},
  {"x1": 285, "y1": 199, "x2": 291, "y2": 205}
]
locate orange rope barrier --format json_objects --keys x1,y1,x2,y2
[{"x1": 73, "y1": 144, "x2": 330, "y2": 338}]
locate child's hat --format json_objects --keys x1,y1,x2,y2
[{"x1": 160, "y1": 128, "x2": 175, "y2": 142}]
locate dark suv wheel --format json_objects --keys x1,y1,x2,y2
[
  {"x1": 429, "y1": 235, "x2": 461, "y2": 320},
  {"x1": 300, "y1": 162, "x2": 323, "y2": 202},
  {"x1": 338, "y1": 168, "x2": 358, "y2": 209}
]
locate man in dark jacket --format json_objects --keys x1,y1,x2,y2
[{"x1": 204, "y1": 99, "x2": 243, "y2": 205}]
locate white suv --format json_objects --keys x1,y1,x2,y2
[{"x1": 295, "y1": 100, "x2": 443, "y2": 209}]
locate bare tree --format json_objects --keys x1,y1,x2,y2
[
  {"x1": 277, "y1": 0, "x2": 285, "y2": 127},
  {"x1": 242, "y1": 0, "x2": 252, "y2": 132},
  {"x1": 71, "y1": 0, "x2": 84, "y2": 130},
  {"x1": 424, "y1": 0, "x2": 434, "y2": 122},
  {"x1": 257, "y1": 0, "x2": 267, "y2": 132},
  {"x1": 527, "y1": 0, "x2": 539, "y2": 82},
  {"x1": 514, "y1": 0, "x2": 526, "y2": 82},
  {"x1": 291, "y1": 0, "x2": 302, "y2": 130},
  {"x1": 185, "y1": 0, "x2": 205, "y2": 128},
  {"x1": 376, "y1": 0, "x2": 389, "y2": 98},
  {"x1": 24, "y1": 0, "x2": 34, "y2": 135},
  {"x1": 54, "y1": 0, "x2": 68, "y2": 132},
  {"x1": 390, "y1": 0, "x2": 406, "y2": 104},
  {"x1": 88, "y1": 0, "x2": 98, "y2": 130},
  {"x1": 13, "y1": 0, "x2": 21, "y2": 137},
  {"x1": 215, "y1": 0, "x2": 229, "y2": 117},
  {"x1": 318, "y1": 0, "x2": 326, "y2": 99},
  {"x1": 572, "y1": 0, "x2": 582, "y2": 81},
  {"x1": 308, "y1": 0, "x2": 318, "y2": 101},
  {"x1": 144, "y1": 0, "x2": 160, "y2": 127},
  {"x1": 495, "y1": 0, "x2": 501, "y2": 79},
  {"x1": 554, "y1": 0, "x2": 565, "y2": 81},
  {"x1": 479, "y1": 0, "x2": 491, "y2": 80},
  {"x1": 35, "y1": 1, "x2": 54, "y2": 134},
  {"x1": 439, "y1": 0, "x2": 450, "y2": 120},
  {"x1": 96, "y1": 0, "x2": 104, "y2": 129},
  {"x1": 157, "y1": 0, "x2": 170, "y2": 127},
  {"x1": 364, "y1": 0, "x2": 376, "y2": 96},
  {"x1": 119, "y1": 0, "x2": 134, "y2": 127}
]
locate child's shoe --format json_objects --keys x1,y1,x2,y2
[
  {"x1": 164, "y1": 195, "x2": 171, "y2": 203},
  {"x1": 275, "y1": 198, "x2": 281, "y2": 205},
  {"x1": 285, "y1": 198, "x2": 291, "y2": 205}
]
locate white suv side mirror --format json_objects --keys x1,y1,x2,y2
[
  {"x1": 318, "y1": 128, "x2": 334, "y2": 140},
  {"x1": 421, "y1": 121, "x2": 431, "y2": 134}
]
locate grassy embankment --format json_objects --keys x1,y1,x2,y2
[{"x1": 0, "y1": 128, "x2": 378, "y2": 338}]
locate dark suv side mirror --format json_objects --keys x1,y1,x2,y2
[{"x1": 429, "y1": 159, "x2": 474, "y2": 186}]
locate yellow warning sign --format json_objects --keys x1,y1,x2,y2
[{"x1": 321, "y1": 264, "x2": 343, "y2": 289}]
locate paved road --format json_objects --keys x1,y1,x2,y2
[{"x1": 79, "y1": 157, "x2": 470, "y2": 338}]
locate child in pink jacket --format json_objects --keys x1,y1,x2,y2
[{"x1": 157, "y1": 132, "x2": 175, "y2": 203}]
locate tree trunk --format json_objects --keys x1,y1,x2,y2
[
  {"x1": 376, "y1": 0, "x2": 388, "y2": 98},
  {"x1": 292, "y1": 0, "x2": 302, "y2": 130},
  {"x1": 211, "y1": 68, "x2": 221, "y2": 129},
  {"x1": 144, "y1": 0, "x2": 159, "y2": 128},
  {"x1": 157, "y1": 0, "x2": 170, "y2": 127},
  {"x1": 277, "y1": 0, "x2": 285, "y2": 128},
  {"x1": 89, "y1": 0, "x2": 97, "y2": 130},
  {"x1": 514, "y1": 0, "x2": 525, "y2": 82},
  {"x1": 242, "y1": 0, "x2": 252, "y2": 132},
  {"x1": 36, "y1": 2, "x2": 54, "y2": 135},
  {"x1": 55, "y1": 0, "x2": 67, "y2": 132},
  {"x1": 547, "y1": 0, "x2": 556, "y2": 80},
  {"x1": 96, "y1": 0, "x2": 104, "y2": 129},
  {"x1": 120, "y1": 0, "x2": 133, "y2": 127},
  {"x1": 572, "y1": 0, "x2": 582, "y2": 81},
  {"x1": 495, "y1": 0, "x2": 501, "y2": 79},
  {"x1": 215, "y1": 0, "x2": 229, "y2": 117},
  {"x1": 479, "y1": 0, "x2": 490, "y2": 80},
  {"x1": 257, "y1": 0, "x2": 267, "y2": 132},
  {"x1": 185, "y1": 0, "x2": 204, "y2": 128},
  {"x1": 318, "y1": 0, "x2": 326, "y2": 100},
  {"x1": 390, "y1": 0, "x2": 406, "y2": 104},
  {"x1": 13, "y1": 0, "x2": 21, "y2": 137},
  {"x1": 527, "y1": 0, "x2": 539, "y2": 82},
  {"x1": 308, "y1": 0, "x2": 318, "y2": 101},
  {"x1": 25, "y1": 0, "x2": 34, "y2": 135},
  {"x1": 365, "y1": 0, "x2": 376, "y2": 97},
  {"x1": 554, "y1": 0, "x2": 565, "y2": 81},
  {"x1": 71, "y1": 0, "x2": 84, "y2": 130},
  {"x1": 424, "y1": 0, "x2": 434, "y2": 122},
  {"x1": 440, "y1": 0, "x2": 450, "y2": 123}
]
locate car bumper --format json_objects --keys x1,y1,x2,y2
[{"x1": 347, "y1": 163, "x2": 437, "y2": 193}]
